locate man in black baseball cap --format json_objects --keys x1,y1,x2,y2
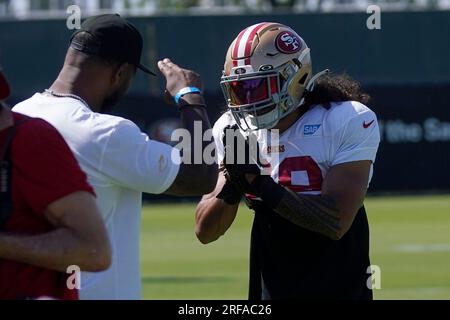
[
  {"x1": 70, "y1": 14, "x2": 155, "y2": 76},
  {"x1": 12, "y1": 13, "x2": 217, "y2": 300},
  {"x1": 33, "y1": 13, "x2": 157, "y2": 114}
]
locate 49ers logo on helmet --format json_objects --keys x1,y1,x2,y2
[{"x1": 275, "y1": 31, "x2": 302, "y2": 54}]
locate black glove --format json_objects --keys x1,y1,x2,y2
[
  {"x1": 246, "y1": 174, "x2": 286, "y2": 208},
  {"x1": 221, "y1": 166, "x2": 284, "y2": 208},
  {"x1": 221, "y1": 125, "x2": 261, "y2": 194},
  {"x1": 216, "y1": 169, "x2": 243, "y2": 205},
  {"x1": 220, "y1": 125, "x2": 285, "y2": 208}
]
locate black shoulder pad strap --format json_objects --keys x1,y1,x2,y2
[
  {"x1": 0, "y1": 125, "x2": 16, "y2": 229},
  {"x1": 0, "y1": 117, "x2": 30, "y2": 230}
]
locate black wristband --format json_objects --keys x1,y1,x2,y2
[
  {"x1": 217, "y1": 180, "x2": 242, "y2": 205},
  {"x1": 252, "y1": 175, "x2": 286, "y2": 208}
]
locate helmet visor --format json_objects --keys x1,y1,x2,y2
[{"x1": 224, "y1": 76, "x2": 278, "y2": 106}]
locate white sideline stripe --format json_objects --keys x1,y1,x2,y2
[
  {"x1": 393, "y1": 243, "x2": 450, "y2": 253},
  {"x1": 237, "y1": 23, "x2": 264, "y2": 67}
]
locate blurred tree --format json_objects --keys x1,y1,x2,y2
[
  {"x1": 0, "y1": 0, "x2": 8, "y2": 15},
  {"x1": 154, "y1": 0, "x2": 201, "y2": 9},
  {"x1": 268, "y1": 0, "x2": 297, "y2": 7}
]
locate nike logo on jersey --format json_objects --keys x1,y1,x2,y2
[{"x1": 363, "y1": 120, "x2": 375, "y2": 129}]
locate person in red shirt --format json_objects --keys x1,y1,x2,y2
[{"x1": 0, "y1": 69, "x2": 111, "y2": 300}]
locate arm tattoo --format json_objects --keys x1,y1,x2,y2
[{"x1": 273, "y1": 188, "x2": 341, "y2": 240}]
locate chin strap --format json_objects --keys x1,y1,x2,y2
[
  {"x1": 296, "y1": 69, "x2": 330, "y2": 109},
  {"x1": 306, "y1": 69, "x2": 330, "y2": 93},
  {"x1": 278, "y1": 69, "x2": 329, "y2": 121}
]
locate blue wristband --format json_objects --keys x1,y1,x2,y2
[{"x1": 174, "y1": 87, "x2": 201, "y2": 104}]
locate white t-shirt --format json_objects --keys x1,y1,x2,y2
[
  {"x1": 213, "y1": 101, "x2": 380, "y2": 197},
  {"x1": 13, "y1": 93, "x2": 181, "y2": 300}
]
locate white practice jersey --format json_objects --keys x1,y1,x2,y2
[
  {"x1": 213, "y1": 101, "x2": 380, "y2": 195},
  {"x1": 14, "y1": 93, "x2": 181, "y2": 300}
]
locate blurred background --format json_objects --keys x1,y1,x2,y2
[{"x1": 1, "y1": 0, "x2": 449, "y2": 299}]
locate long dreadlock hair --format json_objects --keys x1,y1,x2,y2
[{"x1": 303, "y1": 72, "x2": 371, "y2": 110}]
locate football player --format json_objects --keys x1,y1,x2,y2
[{"x1": 195, "y1": 22, "x2": 381, "y2": 299}]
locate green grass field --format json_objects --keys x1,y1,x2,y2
[{"x1": 140, "y1": 195, "x2": 450, "y2": 300}]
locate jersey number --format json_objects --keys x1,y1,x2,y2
[{"x1": 278, "y1": 156, "x2": 323, "y2": 192}]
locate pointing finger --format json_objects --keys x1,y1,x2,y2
[{"x1": 162, "y1": 58, "x2": 181, "y2": 72}]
